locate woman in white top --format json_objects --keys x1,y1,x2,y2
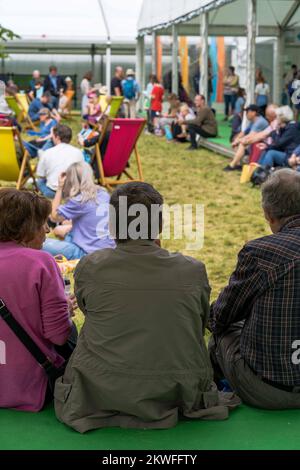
[
  {"x1": 80, "y1": 71, "x2": 93, "y2": 116},
  {"x1": 255, "y1": 74, "x2": 270, "y2": 116}
]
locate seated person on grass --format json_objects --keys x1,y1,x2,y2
[
  {"x1": 43, "y1": 162, "x2": 115, "y2": 260},
  {"x1": 0, "y1": 189, "x2": 77, "y2": 412},
  {"x1": 28, "y1": 91, "x2": 60, "y2": 123},
  {"x1": 185, "y1": 94, "x2": 218, "y2": 151},
  {"x1": 224, "y1": 104, "x2": 269, "y2": 171},
  {"x1": 24, "y1": 108, "x2": 57, "y2": 157},
  {"x1": 258, "y1": 106, "x2": 300, "y2": 169},
  {"x1": 209, "y1": 169, "x2": 300, "y2": 410},
  {"x1": 54, "y1": 182, "x2": 240, "y2": 434},
  {"x1": 36, "y1": 124, "x2": 84, "y2": 199},
  {"x1": 173, "y1": 103, "x2": 196, "y2": 142}
]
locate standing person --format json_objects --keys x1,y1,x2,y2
[
  {"x1": 185, "y1": 95, "x2": 218, "y2": 151},
  {"x1": 150, "y1": 77, "x2": 164, "y2": 133},
  {"x1": 43, "y1": 162, "x2": 115, "y2": 260},
  {"x1": 36, "y1": 125, "x2": 84, "y2": 199},
  {"x1": 0, "y1": 189, "x2": 75, "y2": 412},
  {"x1": 122, "y1": 69, "x2": 140, "y2": 119},
  {"x1": 231, "y1": 88, "x2": 246, "y2": 142},
  {"x1": 110, "y1": 66, "x2": 124, "y2": 97},
  {"x1": 54, "y1": 182, "x2": 240, "y2": 434},
  {"x1": 28, "y1": 70, "x2": 42, "y2": 100},
  {"x1": 143, "y1": 74, "x2": 156, "y2": 132},
  {"x1": 255, "y1": 74, "x2": 270, "y2": 116},
  {"x1": 80, "y1": 71, "x2": 93, "y2": 116},
  {"x1": 43, "y1": 66, "x2": 66, "y2": 109},
  {"x1": 223, "y1": 66, "x2": 239, "y2": 120}
]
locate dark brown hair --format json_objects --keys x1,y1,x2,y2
[
  {"x1": 53, "y1": 124, "x2": 72, "y2": 143},
  {"x1": 0, "y1": 189, "x2": 51, "y2": 244}
]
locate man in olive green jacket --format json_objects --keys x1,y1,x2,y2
[
  {"x1": 184, "y1": 94, "x2": 218, "y2": 150},
  {"x1": 55, "y1": 183, "x2": 239, "y2": 433}
]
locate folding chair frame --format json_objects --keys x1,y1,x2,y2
[
  {"x1": 94, "y1": 117, "x2": 145, "y2": 191},
  {"x1": 10, "y1": 95, "x2": 38, "y2": 132},
  {"x1": 14, "y1": 128, "x2": 38, "y2": 191}
]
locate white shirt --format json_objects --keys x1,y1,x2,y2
[
  {"x1": 255, "y1": 83, "x2": 270, "y2": 96},
  {"x1": 37, "y1": 143, "x2": 84, "y2": 190}
]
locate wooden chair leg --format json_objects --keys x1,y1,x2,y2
[{"x1": 17, "y1": 151, "x2": 29, "y2": 190}]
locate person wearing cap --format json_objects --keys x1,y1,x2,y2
[
  {"x1": 224, "y1": 104, "x2": 269, "y2": 171},
  {"x1": 122, "y1": 69, "x2": 140, "y2": 119},
  {"x1": 23, "y1": 107, "x2": 58, "y2": 158}
]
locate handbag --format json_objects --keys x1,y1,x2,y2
[{"x1": 0, "y1": 298, "x2": 66, "y2": 393}]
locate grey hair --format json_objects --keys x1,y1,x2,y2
[
  {"x1": 262, "y1": 169, "x2": 300, "y2": 220},
  {"x1": 276, "y1": 106, "x2": 294, "y2": 124},
  {"x1": 63, "y1": 162, "x2": 99, "y2": 204}
]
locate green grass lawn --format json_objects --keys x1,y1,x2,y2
[{"x1": 1, "y1": 117, "x2": 270, "y2": 327}]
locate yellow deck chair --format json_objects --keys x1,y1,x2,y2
[
  {"x1": 108, "y1": 96, "x2": 124, "y2": 118},
  {"x1": 99, "y1": 95, "x2": 109, "y2": 114},
  {"x1": 0, "y1": 127, "x2": 37, "y2": 190},
  {"x1": 6, "y1": 95, "x2": 37, "y2": 131}
]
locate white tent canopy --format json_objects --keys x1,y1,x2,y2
[
  {"x1": 0, "y1": 0, "x2": 142, "y2": 40},
  {"x1": 138, "y1": 0, "x2": 300, "y2": 36},
  {"x1": 136, "y1": 0, "x2": 300, "y2": 104}
]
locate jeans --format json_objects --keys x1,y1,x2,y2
[
  {"x1": 43, "y1": 233, "x2": 86, "y2": 260},
  {"x1": 259, "y1": 150, "x2": 288, "y2": 168},
  {"x1": 24, "y1": 139, "x2": 53, "y2": 158},
  {"x1": 224, "y1": 94, "x2": 237, "y2": 117},
  {"x1": 36, "y1": 179, "x2": 56, "y2": 199},
  {"x1": 187, "y1": 124, "x2": 216, "y2": 148}
]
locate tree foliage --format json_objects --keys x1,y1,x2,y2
[{"x1": 0, "y1": 25, "x2": 20, "y2": 59}]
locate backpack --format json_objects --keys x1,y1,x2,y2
[{"x1": 123, "y1": 79, "x2": 136, "y2": 100}]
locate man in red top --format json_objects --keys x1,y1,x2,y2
[{"x1": 150, "y1": 77, "x2": 164, "y2": 129}]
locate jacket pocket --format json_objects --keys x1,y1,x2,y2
[{"x1": 54, "y1": 378, "x2": 72, "y2": 404}]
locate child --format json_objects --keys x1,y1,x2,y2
[
  {"x1": 86, "y1": 91, "x2": 102, "y2": 125},
  {"x1": 150, "y1": 77, "x2": 164, "y2": 134},
  {"x1": 175, "y1": 104, "x2": 196, "y2": 139}
]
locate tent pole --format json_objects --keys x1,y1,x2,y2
[
  {"x1": 152, "y1": 32, "x2": 157, "y2": 75},
  {"x1": 200, "y1": 12, "x2": 208, "y2": 101},
  {"x1": 106, "y1": 41, "x2": 111, "y2": 90},
  {"x1": 246, "y1": 0, "x2": 257, "y2": 105},
  {"x1": 136, "y1": 35, "x2": 145, "y2": 111},
  {"x1": 273, "y1": 32, "x2": 284, "y2": 105},
  {"x1": 172, "y1": 25, "x2": 179, "y2": 94}
]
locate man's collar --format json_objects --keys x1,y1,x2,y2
[{"x1": 280, "y1": 215, "x2": 300, "y2": 232}]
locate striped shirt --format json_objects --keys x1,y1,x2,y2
[{"x1": 209, "y1": 216, "x2": 300, "y2": 386}]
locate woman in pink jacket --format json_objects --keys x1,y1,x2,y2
[{"x1": 0, "y1": 189, "x2": 76, "y2": 411}]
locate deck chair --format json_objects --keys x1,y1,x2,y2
[
  {"x1": 108, "y1": 96, "x2": 124, "y2": 118},
  {"x1": 0, "y1": 127, "x2": 37, "y2": 190},
  {"x1": 99, "y1": 95, "x2": 109, "y2": 114},
  {"x1": 95, "y1": 118, "x2": 145, "y2": 189},
  {"x1": 6, "y1": 95, "x2": 37, "y2": 131}
]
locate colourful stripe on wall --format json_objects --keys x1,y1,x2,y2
[
  {"x1": 179, "y1": 37, "x2": 189, "y2": 92},
  {"x1": 156, "y1": 36, "x2": 163, "y2": 82},
  {"x1": 217, "y1": 37, "x2": 225, "y2": 103}
]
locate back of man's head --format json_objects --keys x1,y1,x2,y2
[
  {"x1": 53, "y1": 125, "x2": 72, "y2": 144},
  {"x1": 110, "y1": 182, "x2": 163, "y2": 243},
  {"x1": 262, "y1": 169, "x2": 300, "y2": 222}
]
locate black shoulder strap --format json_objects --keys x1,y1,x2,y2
[{"x1": 0, "y1": 298, "x2": 54, "y2": 373}]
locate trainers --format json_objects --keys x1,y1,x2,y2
[
  {"x1": 223, "y1": 165, "x2": 242, "y2": 172},
  {"x1": 186, "y1": 145, "x2": 198, "y2": 151}
]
